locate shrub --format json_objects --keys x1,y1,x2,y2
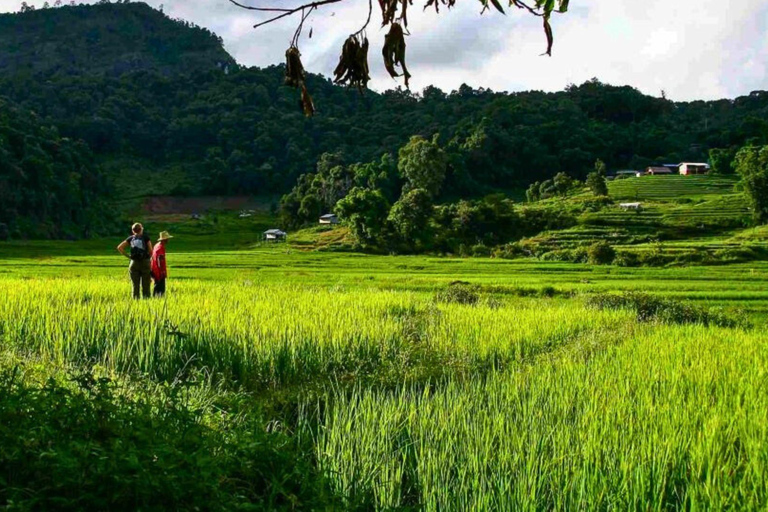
[
  {"x1": 539, "y1": 285, "x2": 557, "y2": 298},
  {"x1": 471, "y1": 243, "x2": 492, "y2": 257},
  {"x1": 0, "y1": 369, "x2": 336, "y2": 511},
  {"x1": 587, "y1": 241, "x2": 616, "y2": 265},
  {"x1": 586, "y1": 292, "x2": 748, "y2": 328},
  {"x1": 613, "y1": 251, "x2": 640, "y2": 267},
  {"x1": 435, "y1": 283, "x2": 480, "y2": 305}
]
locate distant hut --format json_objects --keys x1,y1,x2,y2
[
  {"x1": 319, "y1": 213, "x2": 339, "y2": 225},
  {"x1": 263, "y1": 229, "x2": 287, "y2": 242},
  {"x1": 679, "y1": 163, "x2": 709, "y2": 176},
  {"x1": 646, "y1": 166, "x2": 674, "y2": 176},
  {"x1": 614, "y1": 170, "x2": 643, "y2": 179}
]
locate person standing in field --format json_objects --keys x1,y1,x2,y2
[
  {"x1": 116, "y1": 223, "x2": 153, "y2": 299},
  {"x1": 151, "y1": 231, "x2": 173, "y2": 297}
]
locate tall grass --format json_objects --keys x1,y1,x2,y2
[
  {"x1": 0, "y1": 278, "x2": 631, "y2": 388},
  {"x1": 311, "y1": 325, "x2": 768, "y2": 510},
  {"x1": 1, "y1": 267, "x2": 766, "y2": 508}
]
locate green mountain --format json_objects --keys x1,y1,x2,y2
[
  {"x1": 0, "y1": 2, "x2": 234, "y2": 77},
  {"x1": 1, "y1": 2, "x2": 768, "y2": 239}
]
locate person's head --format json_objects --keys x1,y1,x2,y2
[
  {"x1": 157, "y1": 231, "x2": 173, "y2": 245},
  {"x1": 132, "y1": 223, "x2": 143, "y2": 235}
]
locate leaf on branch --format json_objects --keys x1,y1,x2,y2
[
  {"x1": 489, "y1": 0, "x2": 505, "y2": 14},
  {"x1": 382, "y1": 22, "x2": 411, "y2": 88},
  {"x1": 334, "y1": 35, "x2": 371, "y2": 91},
  {"x1": 542, "y1": 14, "x2": 553, "y2": 56}
]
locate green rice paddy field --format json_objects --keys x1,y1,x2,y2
[{"x1": 1, "y1": 243, "x2": 767, "y2": 509}]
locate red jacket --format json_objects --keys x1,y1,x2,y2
[{"x1": 151, "y1": 243, "x2": 167, "y2": 280}]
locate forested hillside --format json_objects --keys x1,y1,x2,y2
[
  {"x1": 1, "y1": 2, "x2": 768, "y2": 239},
  {"x1": 0, "y1": 98, "x2": 108, "y2": 239},
  {"x1": 0, "y1": 2, "x2": 233, "y2": 76}
]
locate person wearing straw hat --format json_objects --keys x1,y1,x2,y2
[{"x1": 151, "y1": 231, "x2": 173, "y2": 297}]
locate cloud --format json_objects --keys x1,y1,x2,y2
[{"x1": 2, "y1": 0, "x2": 767, "y2": 100}]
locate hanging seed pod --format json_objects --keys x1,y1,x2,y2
[
  {"x1": 379, "y1": 0, "x2": 398, "y2": 26},
  {"x1": 333, "y1": 35, "x2": 371, "y2": 91},
  {"x1": 300, "y1": 83, "x2": 315, "y2": 117},
  {"x1": 423, "y1": 0, "x2": 455, "y2": 13},
  {"x1": 284, "y1": 46, "x2": 305, "y2": 88},
  {"x1": 382, "y1": 23, "x2": 411, "y2": 88}
]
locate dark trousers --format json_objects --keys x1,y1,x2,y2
[
  {"x1": 154, "y1": 278, "x2": 166, "y2": 297},
  {"x1": 129, "y1": 259, "x2": 152, "y2": 299}
]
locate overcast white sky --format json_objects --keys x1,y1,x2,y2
[{"x1": 2, "y1": 0, "x2": 767, "y2": 101}]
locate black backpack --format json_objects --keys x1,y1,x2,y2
[{"x1": 129, "y1": 235, "x2": 149, "y2": 260}]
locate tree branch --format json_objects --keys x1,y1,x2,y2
[{"x1": 230, "y1": 0, "x2": 346, "y2": 28}]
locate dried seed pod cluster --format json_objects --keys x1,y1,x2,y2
[
  {"x1": 284, "y1": 46, "x2": 305, "y2": 88},
  {"x1": 423, "y1": 0, "x2": 455, "y2": 14},
  {"x1": 382, "y1": 23, "x2": 410, "y2": 88},
  {"x1": 285, "y1": 46, "x2": 315, "y2": 117},
  {"x1": 333, "y1": 35, "x2": 371, "y2": 91},
  {"x1": 378, "y1": 0, "x2": 411, "y2": 27}
]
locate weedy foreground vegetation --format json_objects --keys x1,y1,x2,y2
[{"x1": 1, "y1": 248, "x2": 768, "y2": 510}]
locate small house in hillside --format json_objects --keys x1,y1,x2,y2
[
  {"x1": 319, "y1": 213, "x2": 339, "y2": 225},
  {"x1": 615, "y1": 170, "x2": 643, "y2": 178},
  {"x1": 263, "y1": 229, "x2": 287, "y2": 242},
  {"x1": 646, "y1": 166, "x2": 674, "y2": 175},
  {"x1": 619, "y1": 202, "x2": 643, "y2": 211},
  {"x1": 679, "y1": 163, "x2": 709, "y2": 176}
]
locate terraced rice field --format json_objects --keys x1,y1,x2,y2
[
  {"x1": 608, "y1": 175, "x2": 739, "y2": 200},
  {"x1": 2, "y1": 245, "x2": 768, "y2": 509}
]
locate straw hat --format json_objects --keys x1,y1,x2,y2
[{"x1": 157, "y1": 231, "x2": 174, "y2": 241}]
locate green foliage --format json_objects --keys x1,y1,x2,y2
[
  {"x1": 398, "y1": 134, "x2": 447, "y2": 198},
  {"x1": 335, "y1": 187, "x2": 390, "y2": 248},
  {"x1": 387, "y1": 188, "x2": 433, "y2": 251},
  {"x1": 586, "y1": 171, "x2": 608, "y2": 196},
  {"x1": 0, "y1": 2, "x2": 232, "y2": 76},
  {"x1": 526, "y1": 181, "x2": 541, "y2": 202},
  {"x1": 553, "y1": 172, "x2": 576, "y2": 196},
  {"x1": 434, "y1": 282, "x2": 480, "y2": 305},
  {"x1": 5, "y1": 2, "x2": 768, "y2": 226},
  {"x1": 0, "y1": 98, "x2": 110, "y2": 238},
  {"x1": 709, "y1": 147, "x2": 737, "y2": 174},
  {"x1": 594, "y1": 158, "x2": 607, "y2": 176},
  {"x1": 0, "y1": 367, "x2": 334, "y2": 510},
  {"x1": 587, "y1": 292, "x2": 747, "y2": 328},
  {"x1": 281, "y1": 153, "x2": 398, "y2": 228},
  {"x1": 586, "y1": 241, "x2": 616, "y2": 265},
  {"x1": 734, "y1": 145, "x2": 768, "y2": 223},
  {"x1": 433, "y1": 195, "x2": 521, "y2": 253}
]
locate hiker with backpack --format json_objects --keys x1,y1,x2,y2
[
  {"x1": 151, "y1": 231, "x2": 173, "y2": 297},
  {"x1": 117, "y1": 223, "x2": 153, "y2": 299}
]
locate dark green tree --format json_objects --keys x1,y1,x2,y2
[
  {"x1": 709, "y1": 147, "x2": 737, "y2": 175},
  {"x1": 734, "y1": 145, "x2": 768, "y2": 223},
  {"x1": 398, "y1": 135, "x2": 447, "y2": 198},
  {"x1": 526, "y1": 181, "x2": 541, "y2": 202},
  {"x1": 335, "y1": 187, "x2": 390, "y2": 248},
  {"x1": 553, "y1": 172, "x2": 575, "y2": 196},
  {"x1": 594, "y1": 159, "x2": 607, "y2": 176},
  {"x1": 387, "y1": 188, "x2": 433, "y2": 251},
  {"x1": 586, "y1": 172, "x2": 608, "y2": 196}
]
